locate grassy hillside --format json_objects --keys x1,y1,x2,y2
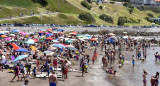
[{"x1": 0, "y1": 0, "x2": 159, "y2": 26}]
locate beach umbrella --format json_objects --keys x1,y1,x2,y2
[
  {"x1": 46, "y1": 37, "x2": 53, "y2": 40},
  {"x1": 39, "y1": 31, "x2": 44, "y2": 33},
  {"x1": 57, "y1": 29, "x2": 64, "y2": 32},
  {"x1": 52, "y1": 40, "x2": 59, "y2": 43},
  {"x1": 65, "y1": 40, "x2": 73, "y2": 43},
  {"x1": 12, "y1": 30, "x2": 19, "y2": 33},
  {"x1": 15, "y1": 48, "x2": 29, "y2": 52},
  {"x1": 1, "y1": 35, "x2": 7, "y2": 38},
  {"x1": 12, "y1": 43, "x2": 20, "y2": 50},
  {"x1": 67, "y1": 47, "x2": 77, "y2": 50},
  {"x1": 108, "y1": 33, "x2": 115, "y2": 36},
  {"x1": 14, "y1": 55, "x2": 28, "y2": 62},
  {"x1": 52, "y1": 44, "x2": 65, "y2": 48},
  {"x1": 78, "y1": 38, "x2": 85, "y2": 41},
  {"x1": 33, "y1": 39, "x2": 39, "y2": 42},
  {"x1": 65, "y1": 45, "x2": 74, "y2": 48},
  {"x1": 25, "y1": 39, "x2": 35, "y2": 44},
  {"x1": 45, "y1": 32, "x2": 49, "y2": 35},
  {"x1": 30, "y1": 46, "x2": 37, "y2": 50},
  {"x1": 43, "y1": 51, "x2": 54, "y2": 56},
  {"x1": 46, "y1": 33, "x2": 53, "y2": 37},
  {"x1": 6, "y1": 40, "x2": 17, "y2": 43},
  {"x1": 48, "y1": 46, "x2": 57, "y2": 51},
  {"x1": 37, "y1": 40, "x2": 44, "y2": 43},
  {"x1": 90, "y1": 38, "x2": 97, "y2": 41},
  {"x1": 5, "y1": 37, "x2": 11, "y2": 40},
  {"x1": 9, "y1": 34, "x2": 15, "y2": 37}
]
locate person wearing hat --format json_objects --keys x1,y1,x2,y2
[{"x1": 22, "y1": 80, "x2": 29, "y2": 86}]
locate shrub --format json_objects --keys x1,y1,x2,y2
[
  {"x1": 137, "y1": 6, "x2": 160, "y2": 13},
  {"x1": 81, "y1": 1, "x2": 92, "y2": 10},
  {"x1": 117, "y1": 17, "x2": 127, "y2": 26},
  {"x1": 79, "y1": 13, "x2": 95, "y2": 23},
  {"x1": 99, "y1": 6, "x2": 103, "y2": 10},
  {"x1": 87, "y1": 0, "x2": 92, "y2": 3},
  {"x1": 99, "y1": 14, "x2": 113, "y2": 23},
  {"x1": 123, "y1": 2, "x2": 134, "y2": 8},
  {"x1": 32, "y1": 0, "x2": 48, "y2": 7},
  {"x1": 147, "y1": 13, "x2": 154, "y2": 18},
  {"x1": 129, "y1": 8, "x2": 134, "y2": 14}
]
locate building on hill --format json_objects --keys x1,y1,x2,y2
[{"x1": 130, "y1": 0, "x2": 160, "y2": 5}]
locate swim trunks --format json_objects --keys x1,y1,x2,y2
[{"x1": 50, "y1": 83, "x2": 56, "y2": 86}]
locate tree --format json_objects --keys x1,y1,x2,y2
[
  {"x1": 99, "y1": 14, "x2": 113, "y2": 24},
  {"x1": 79, "y1": 13, "x2": 95, "y2": 23},
  {"x1": 118, "y1": 17, "x2": 127, "y2": 26}
]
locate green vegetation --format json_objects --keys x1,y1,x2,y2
[
  {"x1": 118, "y1": 17, "x2": 127, "y2": 26},
  {"x1": 99, "y1": 14, "x2": 113, "y2": 23},
  {"x1": 79, "y1": 13, "x2": 95, "y2": 23},
  {"x1": 99, "y1": 6, "x2": 103, "y2": 10},
  {"x1": 137, "y1": 6, "x2": 160, "y2": 13},
  {"x1": 81, "y1": 1, "x2": 92, "y2": 10},
  {"x1": 32, "y1": 0, "x2": 48, "y2": 7}
]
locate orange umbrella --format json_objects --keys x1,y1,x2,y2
[
  {"x1": 90, "y1": 38, "x2": 97, "y2": 41},
  {"x1": 1, "y1": 35, "x2": 7, "y2": 38},
  {"x1": 39, "y1": 31, "x2": 44, "y2": 33},
  {"x1": 12, "y1": 43, "x2": 20, "y2": 50}
]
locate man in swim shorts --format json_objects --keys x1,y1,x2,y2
[{"x1": 49, "y1": 71, "x2": 58, "y2": 86}]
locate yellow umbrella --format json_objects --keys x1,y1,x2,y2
[{"x1": 30, "y1": 46, "x2": 37, "y2": 50}]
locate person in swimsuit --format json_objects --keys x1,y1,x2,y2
[
  {"x1": 154, "y1": 52, "x2": 159, "y2": 62},
  {"x1": 49, "y1": 71, "x2": 58, "y2": 86},
  {"x1": 151, "y1": 72, "x2": 159, "y2": 86},
  {"x1": 143, "y1": 70, "x2": 148, "y2": 86},
  {"x1": 11, "y1": 63, "x2": 20, "y2": 82}
]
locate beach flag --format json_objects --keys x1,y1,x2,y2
[{"x1": 12, "y1": 43, "x2": 20, "y2": 50}]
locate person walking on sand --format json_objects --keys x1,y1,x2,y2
[
  {"x1": 49, "y1": 71, "x2": 58, "y2": 86},
  {"x1": 143, "y1": 70, "x2": 148, "y2": 86},
  {"x1": 132, "y1": 55, "x2": 135, "y2": 67},
  {"x1": 154, "y1": 52, "x2": 159, "y2": 62},
  {"x1": 11, "y1": 63, "x2": 20, "y2": 82}
]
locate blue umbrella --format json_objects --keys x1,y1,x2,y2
[
  {"x1": 57, "y1": 29, "x2": 64, "y2": 32},
  {"x1": 15, "y1": 48, "x2": 29, "y2": 52},
  {"x1": 46, "y1": 33, "x2": 53, "y2": 37},
  {"x1": 12, "y1": 30, "x2": 19, "y2": 33},
  {"x1": 14, "y1": 55, "x2": 28, "y2": 62},
  {"x1": 52, "y1": 44, "x2": 65, "y2": 48}
]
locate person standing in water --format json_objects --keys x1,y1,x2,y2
[{"x1": 143, "y1": 70, "x2": 148, "y2": 86}]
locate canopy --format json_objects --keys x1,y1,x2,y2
[
  {"x1": 15, "y1": 48, "x2": 29, "y2": 52},
  {"x1": 25, "y1": 39, "x2": 35, "y2": 44},
  {"x1": 12, "y1": 43, "x2": 20, "y2": 50},
  {"x1": 52, "y1": 44, "x2": 65, "y2": 48},
  {"x1": 14, "y1": 55, "x2": 28, "y2": 62}
]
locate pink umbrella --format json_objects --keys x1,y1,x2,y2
[
  {"x1": 5, "y1": 37, "x2": 11, "y2": 40},
  {"x1": 48, "y1": 46, "x2": 57, "y2": 51},
  {"x1": 45, "y1": 32, "x2": 49, "y2": 35},
  {"x1": 65, "y1": 45, "x2": 74, "y2": 48}
]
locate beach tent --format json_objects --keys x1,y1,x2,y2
[
  {"x1": 15, "y1": 48, "x2": 29, "y2": 52},
  {"x1": 12, "y1": 43, "x2": 20, "y2": 50},
  {"x1": 14, "y1": 55, "x2": 28, "y2": 62}
]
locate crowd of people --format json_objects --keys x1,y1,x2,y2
[{"x1": 0, "y1": 28, "x2": 159, "y2": 86}]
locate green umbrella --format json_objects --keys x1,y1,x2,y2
[
  {"x1": 65, "y1": 40, "x2": 73, "y2": 43},
  {"x1": 37, "y1": 40, "x2": 45, "y2": 43}
]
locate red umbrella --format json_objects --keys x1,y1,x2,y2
[
  {"x1": 12, "y1": 43, "x2": 20, "y2": 50},
  {"x1": 33, "y1": 39, "x2": 39, "y2": 42},
  {"x1": 39, "y1": 31, "x2": 44, "y2": 33},
  {"x1": 90, "y1": 38, "x2": 97, "y2": 41},
  {"x1": 46, "y1": 37, "x2": 53, "y2": 40}
]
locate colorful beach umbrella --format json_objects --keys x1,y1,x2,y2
[
  {"x1": 12, "y1": 30, "x2": 19, "y2": 33},
  {"x1": 52, "y1": 44, "x2": 65, "y2": 48},
  {"x1": 15, "y1": 48, "x2": 29, "y2": 52},
  {"x1": 46, "y1": 37, "x2": 53, "y2": 40},
  {"x1": 14, "y1": 55, "x2": 28, "y2": 62},
  {"x1": 67, "y1": 47, "x2": 77, "y2": 50},
  {"x1": 25, "y1": 39, "x2": 35, "y2": 44},
  {"x1": 1, "y1": 35, "x2": 7, "y2": 38},
  {"x1": 12, "y1": 43, "x2": 20, "y2": 50}
]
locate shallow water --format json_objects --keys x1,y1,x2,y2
[{"x1": 117, "y1": 46, "x2": 160, "y2": 86}]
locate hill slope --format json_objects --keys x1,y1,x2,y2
[{"x1": 0, "y1": 0, "x2": 159, "y2": 26}]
